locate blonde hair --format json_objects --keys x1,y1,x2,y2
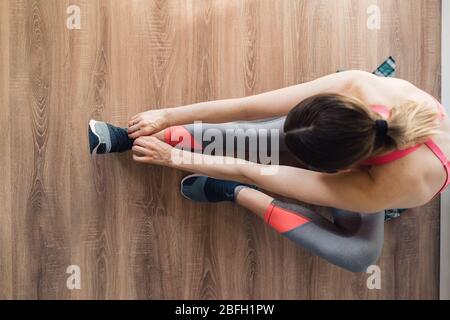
[{"x1": 369, "y1": 101, "x2": 441, "y2": 150}]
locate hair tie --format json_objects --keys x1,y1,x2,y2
[{"x1": 375, "y1": 119, "x2": 388, "y2": 138}]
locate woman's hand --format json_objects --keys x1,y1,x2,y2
[
  {"x1": 128, "y1": 109, "x2": 170, "y2": 139},
  {"x1": 132, "y1": 136, "x2": 175, "y2": 166}
]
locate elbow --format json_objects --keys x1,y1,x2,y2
[
  {"x1": 354, "y1": 201, "x2": 387, "y2": 215},
  {"x1": 331, "y1": 194, "x2": 386, "y2": 215},
  {"x1": 359, "y1": 189, "x2": 391, "y2": 214},
  {"x1": 352, "y1": 185, "x2": 391, "y2": 213},
  {"x1": 359, "y1": 204, "x2": 387, "y2": 215}
]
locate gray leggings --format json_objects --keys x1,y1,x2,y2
[
  {"x1": 165, "y1": 119, "x2": 385, "y2": 272},
  {"x1": 271, "y1": 200, "x2": 384, "y2": 273},
  {"x1": 164, "y1": 60, "x2": 399, "y2": 272}
]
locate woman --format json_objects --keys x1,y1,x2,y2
[{"x1": 88, "y1": 69, "x2": 449, "y2": 272}]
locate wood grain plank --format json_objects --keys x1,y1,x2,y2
[
  {"x1": 0, "y1": 0, "x2": 12, "y2": 300},
  {"x1": 2, "y1": 0, "x2": 441, "y2": 299}
]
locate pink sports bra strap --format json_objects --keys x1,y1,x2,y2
[
  {"x1": 426, "y1": 139, "x2": 448, "y2": 162},
  {"x1": 425, "y1": 139, "x2": 450, "y2": 196},
  {"x1": 360, "y1": 145, "x2": 422, "y2": 166},
  {"x1": 424, "y1": 97, "x2": 450, "y2": 195}
]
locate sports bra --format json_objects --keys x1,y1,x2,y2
[{"x1": 360, "y1": 98, "x2": 450, "y2": 198}]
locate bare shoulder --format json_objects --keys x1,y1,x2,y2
[{"x1": 347, "y1": 72, "x2": 434, "y2": 106}]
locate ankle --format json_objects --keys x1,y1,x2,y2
[{"x1": 233, "y1": 185, "x2": 248, "y2": 201}]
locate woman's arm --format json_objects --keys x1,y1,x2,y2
[
  {"x1": 172, "y1": 151, "x2": 386, "y2": 213},
  {"x1": 132, "y1": 135, "x2": 391, "y2": 213},
  {"x1": 169, "y1": 70, "x2": 364, "y2": 122},
  {"x1": 128, "y1": 70, "x2": 368, "y2": 138}
]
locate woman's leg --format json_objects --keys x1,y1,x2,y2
[
  {"x1": 88, "y1": 117, "x2": 288, "y2": 164},
  {"x1": 163, "y1": 117, "x2": 288, "y2": 163},
  {"x1": 181, "y1": 175, "x2": 384, "y2": 272},
  {"x1": 235, "y1": 187, "x2": 384, "y2": 272}
]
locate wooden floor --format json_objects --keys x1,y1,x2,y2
[{"x1": 0, "y1": 0, "x2": 441, "y2": 299}]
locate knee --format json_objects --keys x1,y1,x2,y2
[{"x1": 343, "y1": 241, "x2": 383, "y2": 273}]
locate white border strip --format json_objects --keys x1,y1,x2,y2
[{"x1": 441, "y1": 0, "x2": 450, "y2": 300}]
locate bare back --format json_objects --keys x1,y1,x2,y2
[{"x1": 349, "y1": 73, "x2": 449, "y2": 208}]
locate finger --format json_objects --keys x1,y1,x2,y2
[
  {"x1": 128, "y1": 116, "x2": 141, "y2": 127},
  {"x1": 127, "y1": 123, "x2": 141, "y2": 134},
  {"x1": 129, "y1": 130, "x2": 144, "y2": 139},
  {"x1": 134, "y1": 138, "x2": 149, "y2": 147},
  {"x1": 132, "y1": 145, "x2": 150, "y2": 156},
  {"x1": 132, "y1": 154, "x2": 150, "y2": 163},
  {"x1": 130, "y1": 113, "x2": 140, "y2": 122},
  {"x1": 149, "y1": 136, "x2": 169, "y2": 147}
]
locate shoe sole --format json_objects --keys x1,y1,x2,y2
[{"x1": 89, "y1": 119, "x2": 101, "y2": 156}]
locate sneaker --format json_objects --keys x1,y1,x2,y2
[
  {"x1": 88, "y1": 119, "x2": 133, "y2": 155},
  {"x1": 180, "y1": 174, "x2": 256, "y2": 203}
]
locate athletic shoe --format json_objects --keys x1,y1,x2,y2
[
  {"x1": 88, "y1": 119, "x2": 133, "y2": 155},
  {"x1": 180, "y1": 174, "x2": 256, "y2": 203}
]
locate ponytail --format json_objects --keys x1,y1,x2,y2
[{"x1": 385, "y1": 101, "x2": 440, "y2": 149}]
